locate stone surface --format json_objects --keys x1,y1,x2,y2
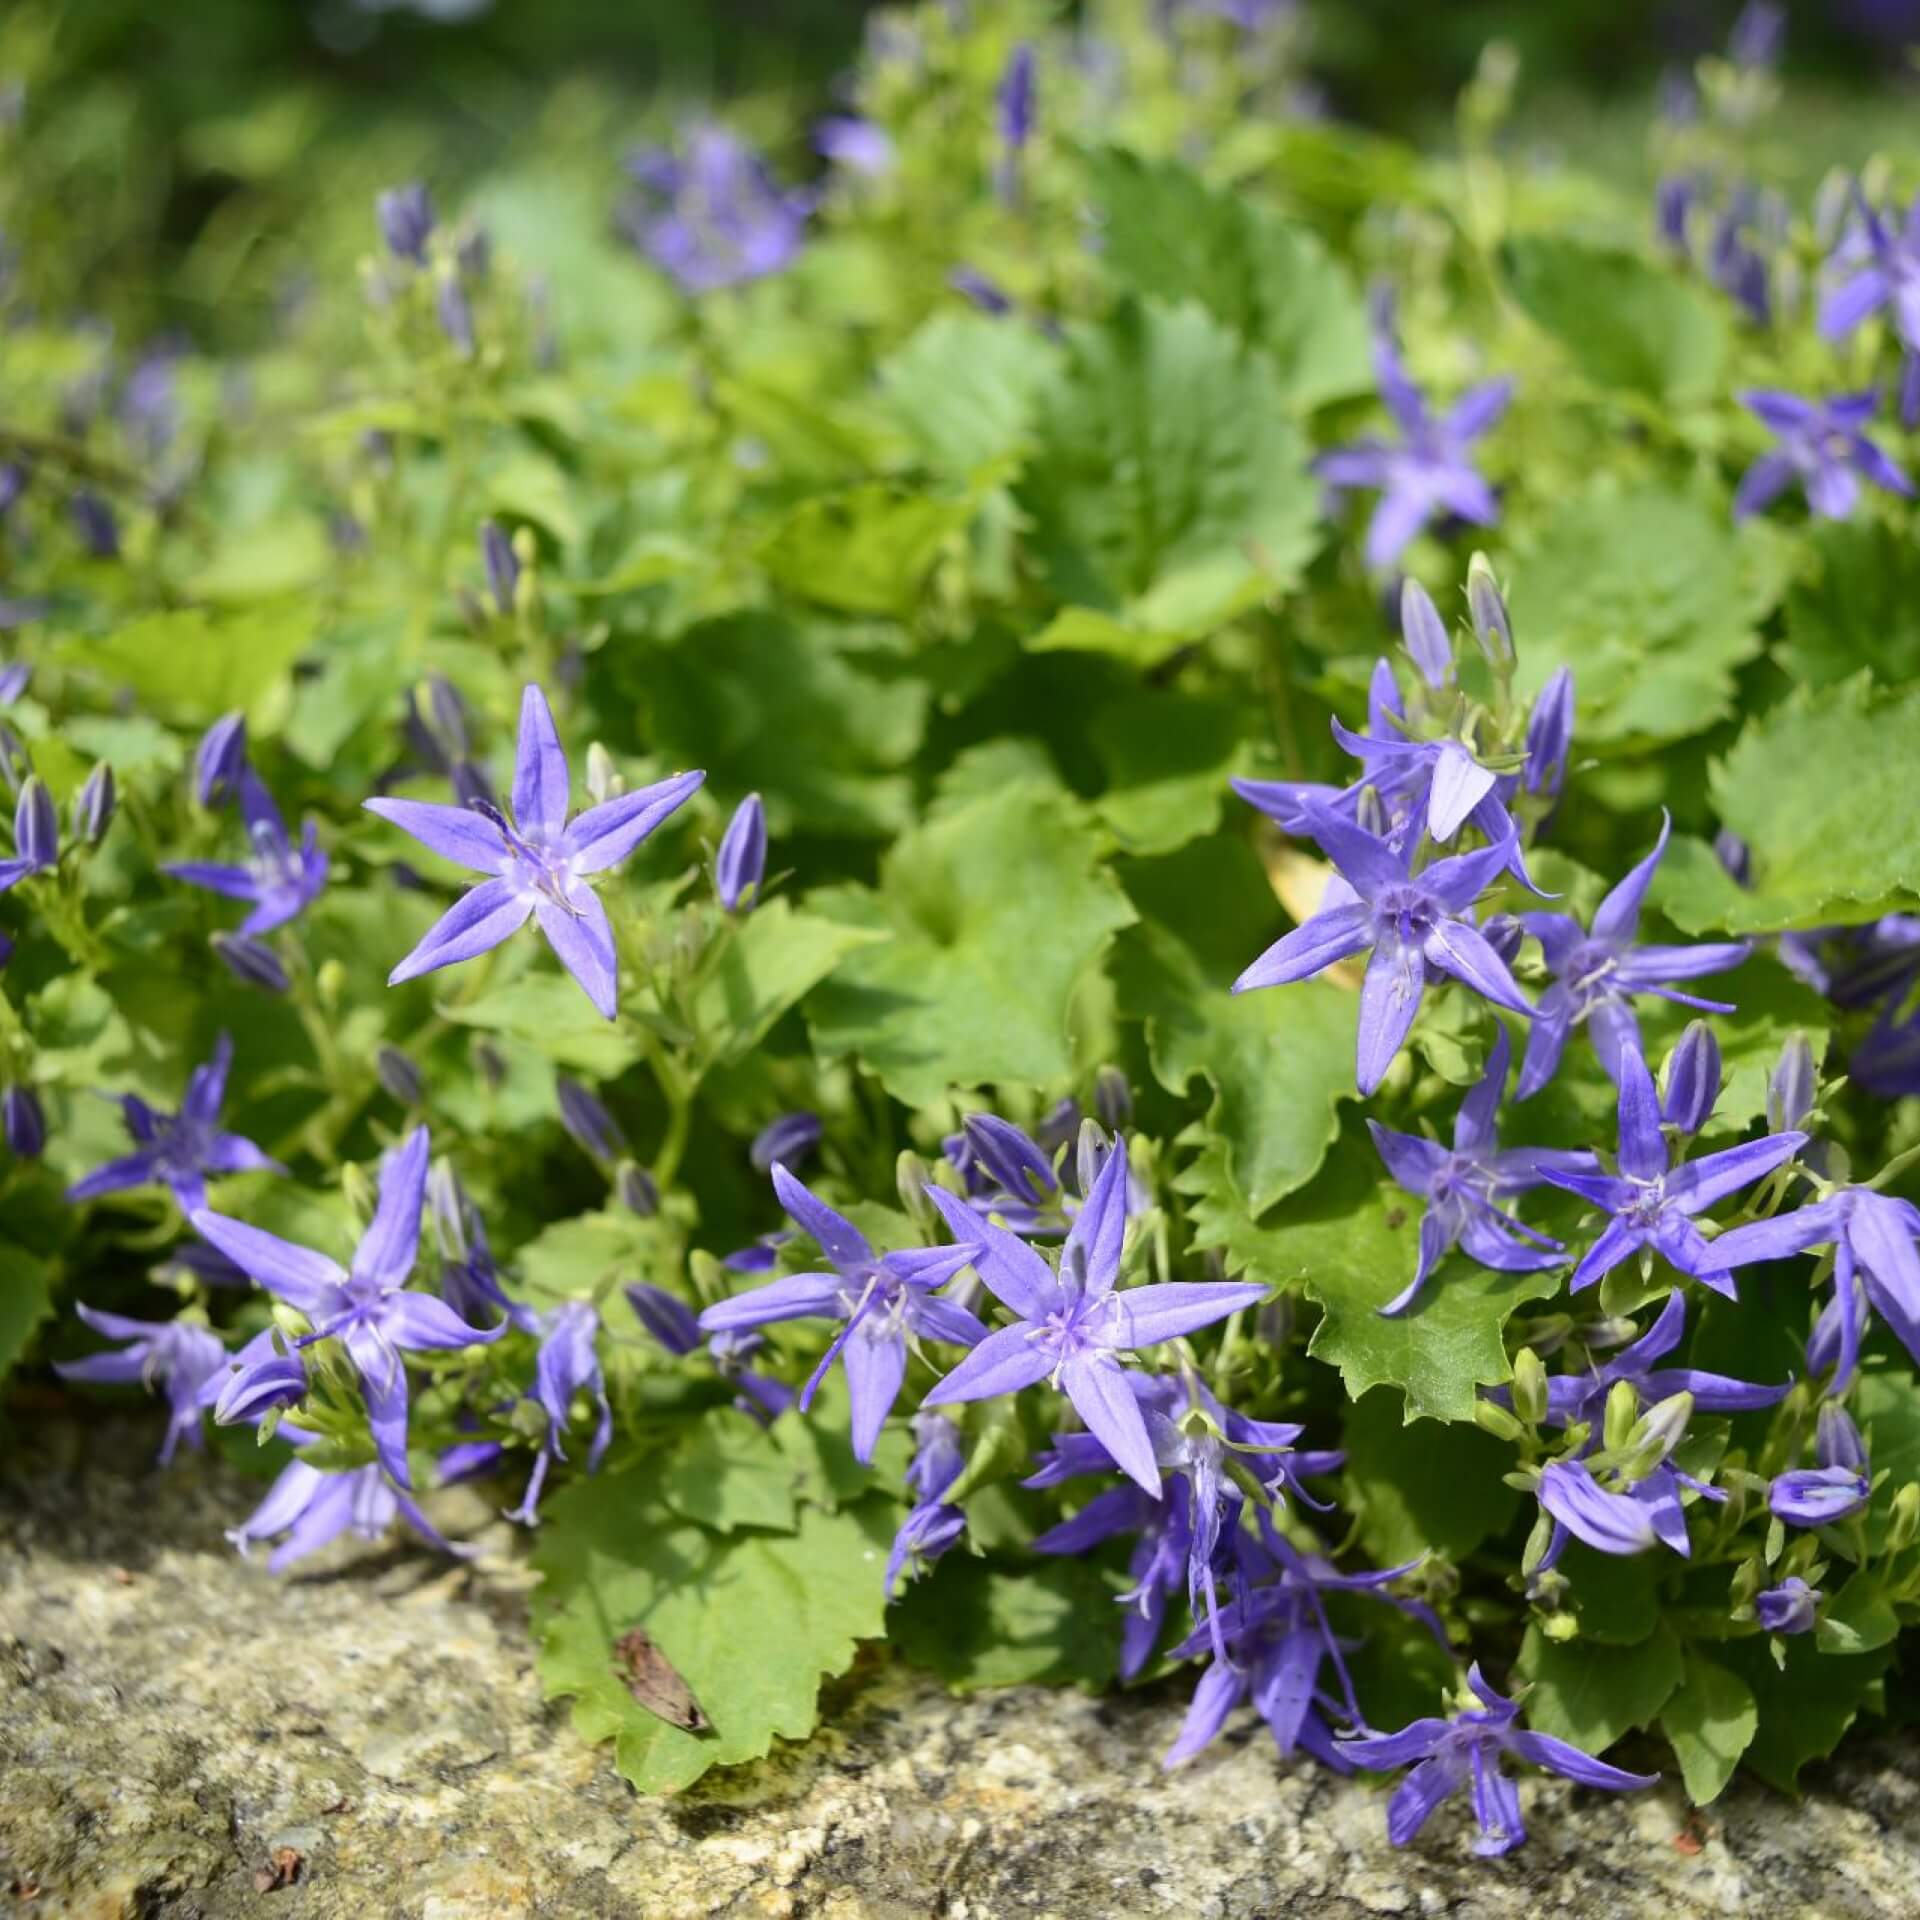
[{"x1": 4, "y1": 1418, "x2": 1920, "y2": 1919}]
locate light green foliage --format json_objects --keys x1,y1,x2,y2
[
  {"x1": 1661, "y1": 1656, "x2": 1758, "y2": 1806},
  {"x1": 1516, "y1": 1622, "x2": 1684, "y2": 1755}
]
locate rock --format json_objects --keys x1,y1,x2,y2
[{"x1": 3, "y1": 1418, "x2": 1920, "y2": 1918}]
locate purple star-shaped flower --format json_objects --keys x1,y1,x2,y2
[
  {"x1": 1714, "y1": 1184, "x2": 1920, "y2": 1391},
  {"x1": 1536, "y1": 1455, "x2": 1722, "y2": 1559},
  {"x1": 1315, "y1": 291, "x2": 1511, "y2": 571},
  {"x1": 1755, "y1": 1576, "x2": 1819, "y2": 1635},
  {"x1": 884, "y1": 1411, "x2": 968, "y2": 1598},
  {"x1": 228, "y1": 1454, "x2": 465, "y2": 1574},
  {"x1": 1233, "y1": 800, "x2": 1532, "y2": 1095},
  {"x1": 1541, "y1": 1041, "x2": 1804, "y2": 1299},
  {"x1": 1339, "y1": 1663, "x2": 1657, "y2": 1857},
  {"x1": 53, "y1": 1305, "x2": 225, "y2": 1464},
  {"x1": 68, "y1": 1033, "x2": 282, "y2": 1216},
  {"x1": 618, "y1": 126, "x2": 812, "y2": 295},
  {"x1": 699, "y1": 1164, "x2": 987, "y2": 1461},
  {"x1": 1367, "y1": 1027, "x2": 1596, "y2": 1315},
  {"x1": 192, "y1": 1128, "x2": 504, "y2": 1487},
  {"x1": 165, "y1": 769, "x2": 328, "y2": 935},
  {"x1": 509, "y1": 1300, "x2": 612, "y2": 1526},
  {"x1": 1732, "y1": 389, "x2": 1913, "y2": 521},
  {"x1": 920, "y1": 1143, "x2": 1265, "y2": 1493},
  {"x1": 365, "y1": 685, "x2": 704, "y2": 1020},
  {"x1": 1819, "y1": 192, "x2": 1920, "y2": 352},
  {"x1": 1517, "y1": 814, "x2": 1750, "y2": 1099}
]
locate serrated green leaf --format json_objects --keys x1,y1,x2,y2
[
  {"x1": 1517, "y1": 1621, "x2": 1683, "y2": 1755},
  {"x1": 693, "y1": 898, "x2": 887, "y2": 1066},
  {"x1": 1716, "y1": 1637, "x2": 1892, "y2": 1792},
  {"x1": 531, "y1": 1469, "x2": 892, "y2": 1793},
  {"x1": 57, "y1": 606, "x2": 318, "y2": 726},
  {"x1": 805, "y1": 782, "x2": 1137, "y2": 1107},
  {"x1": 0, "y1": 1240, "x2": 54, "y2": 1377},
  {"x1": 1504, "y1": 234, "x2": 1727, "y2": 401},
  {"x1": 759, "y1": 484, "x2": 971, "y2": 618},
  {"x1": 1651, "y1": 678, "x2": 1920, "y2": 933},
  {"x1": 1341, "y1": 1388, "x2": 1520, "y2": 1564},
  {"x1": 1661, "y1": 1655, "x2": 1757, "y2": 1806},
  {"x1": 889, "y1": 1552, "x2": 1124, "y2": 1692},
  {"x1": 1114, "y1": 920, "x2": 1354, "y2": 1214},
  {"x1": 1088, "y1": 689, "x2": 1246, "y2": 856},
  {"x1": 1557, "y1": 1543, "x2": 1667, "y2": 1645},
  {"x1": 442, "y1": 974, "x2": 645, "y2": 1077},
  {"x1": 1782, "y1": 518, "x2": 1920, "y2": 689},
  {"x1": 1819, "y1": 1571, "x2": 1900, "y2": 1655},
  {"x1": 1018, "y1": 297, "x2": 1320, "y2": 634},
  {"x1": 657, "y1": 1411, "x2": 800, "y2": 1534},
  {"x1": 1090, "y1": 149, "x2": 1371, "y2": 410},
  {"x1": 879, "y1": 310, "x2": 1060, "y2": 476}
]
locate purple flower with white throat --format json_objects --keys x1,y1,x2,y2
[
  {"x1": 1714, "y1": 1184, "x2": 1920, "y2": 1390},
  {"x1": 54, "y1": 1306, "x2": 224, "y2": 1464},
  {"x1": 1733, "y1": 389, "x2": 1912, "y2": 522},
  {"x1": 920, "y1": 1144, "x2": 1264, "y2": 1494},
  {"x1": 165, "y1": 769, "x2": 328, "y2": 936},
  {"x1": 884, "y1": 1411, "x2": 967, "y2": 1597},
  {"x1": 1770, "y1": 1403, "x2": 1872, "y2": 1528},
  {"x1": 1314, "y1": 289, "x2": 1511, "y2": 571},
  {"x1": 699, "y1": 1164, "x2": 988, "y2": 1461},
  {"x1": 192, "y1": 1128, "x2": 505, "y2": 1488},
  {"x1": 68, "y1": 1034, "x2": 281, "y2": 1216},
  {"x1": 1517, "y1": 814, "x2": 1749, "y2": 1099},
  {"x1": 507, "y1": 1300, "x2": 612, "y2": 1526},
  {"x1": 228, "y1": 1455, "x2": 465, "y2": 1574},
  {"x1": 1233, "y1": 800, "x2": 1532, "y2": 1096},
  {"x1": 1340, "y1": 1664, "x2": 1656, "y2": 1856},
  {"x1": 1367, "y1": 1027, "x2": 1595, "y2": 1315},
  {"x1": 619, "y1": 126, "x2": 811, "y2": 295},
  {"x1": 364, "y1": 684, "x2": 704, "y2": 1019},
  {"x1": 0, "y1": 774, "x2": 57, "y2": 894},
  {"x1": 1536, "y1": 1451, "x2": 1722, "y2": 1560},
  {"x1": 1541, "y1": 1041, "x2": 1804, "y2": 1300},
  {"x1": 1755, "y1": 1576, "x2": 1819, "y2": 1635}
]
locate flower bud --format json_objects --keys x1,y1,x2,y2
[
  {"x1": 1603, "y1": 1376, "x2": 1640, "y2": 1454},
  {"x1": 427, "y1": 1160, "x2": 468, "y2": 1264},
  {"x1": 1522, "y1": 666, "x2": 1574, "y2": 798},
  {"x1": 15, "y1": 774, "x2": 56, "y2": 871},
  {"x1": 585, "y1": 743, "x2": 621, "y2": 806},
  {"x1": 471, "y1": 1036, "x2": 508, "y2": 1091},
  {"x1": 627, "y1": 1280, "x2": 700, "y2": 1356},
  {"x1": 1479, "y1": 912, "x2": 1524, "y2": 965},
  {"x1": 1465, "y1": 553, "x2": 1515, "y2": 672},
  {"x1": 1398, "y1": 578, "x2": 1453, "y2": 689},
  {"x1": 1754, "y1": 1576, "x2": 1818, "y2": 1636},
  {"x1": 194, "y1": 712, "x2": 248, "y2": 808},
  {"x1": 1627, "y1": 1390, "x2": 1694, "y2": 1472},
  {"x1": 750, "y1": 1110, "x2": 822, "y2": 1174},
  {"x1": 1520, "y1": 1510, "x2": 1557, "y2": 1577},
  {"x1": 211, "y1": 932, "x2": 289, "y2": 993},
  {"x1": 715, "y1": 792, "x2": 767, "y2": 912},
  {"x1": 1510, "y1": 1347, "x2": 1548, "y2": 1425},
  {"x1": 480, "y1": 520, "x2": 519, "y2": 616},
  {"x1": 616, "y1": 1160, "x2": 659, "y2": 1217},
  {"x1": 965, "y1": 1113, "x2": 1056, "y2": 1204},
  {"x1": 1888, "y1": 1482, "x2": 1920, "y2": 1551},
  {"x1": 0, "y1": 724, "x2": 29, "y2": 797},
  {"x1": 1475, "y1": 1398, "x2": 1526, "y2": 1443},
  {"x1": 3, "y1": 1084, "x2": 44, "y2": 1159},
  {"x1": 70, "y1": 491, "x2": 119, "y2": 560},
  {"x1": 71, "y1": 761, "x2": 115, "y2": 847},
  {"x1": 1816, "y1": 1400, "x2": 1867, "y2": 1472},
  {"x1": 1661, "y1": 1021, "x2": 1721, "y2": 1136},
  {"x1": 897, "y1": 1150, "x2": 935, "y2": 1233},
  {"x1": 375, "y1": 181, "x2": 436, "y2": 263},
  {"x1": 0, "y1": 464, "x2": 26, "y2": 517},
  {"x1": 435, "y1": 271, "x2": 475, "y2": 357},
  {"x1": 556, "y1": 1076, "x2": 626, "y2": 1165},
  {"x1": 341, "y1": 1160, "x2": 376, "y2": 1225},
  {"x1": 316, "y1": 958, "x2": 346, "y2": 1009},
  {"x1": 375, "y1": 1046, "x2": 425, "y2": 1107},
  {"x1": 1094, "y1": 1066, "x2": 1133, "y2": 1131},
  {"x1": 1713, "y1": 827, "x2": 1752, "y2": 886},
  {"x1": 1768, "y1": 1033, "x2": 1816, "y2": 1133}
]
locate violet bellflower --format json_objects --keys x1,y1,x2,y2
[
  {"x1": 1367, "y1": 1027, "x2": 1597, "y2": 1315},
  {"x1": 1819, "y1": 191, "x2": 1920, "y2": 352},
  {"x1": 1770, "y1": 1402, "x2": 1872, "y2": 1527},
  {"x1": 619, "y1": 126, "x2": 811, "y2": 295},
  {"x1": 54, "y1": 1305, "x2": 225, "y2": 1465},
  {"x1": 1541, "y1": 1041, "x2": 1805, "y2": 1299},
  {"x1": 1714, "y1": 1183, "x2": 1920, "y2": 1390},
  {"x1": 699, "y1": 1164, "x2": 988, "y2": 1461},
  {"x1": 884, "y1": 1410, "x2": 968, "y2": 1597},
  {"x1": 192, "y1": 1128, "x2": 505, "y2": 1487},
  {"x1": 165, "y1": 768, "x2": 329, "y2": 936},
  {"x1": 3, "y1": 1083, "x2": 44, "y2": 1158},
  {"x1": 1755, "y1": 1576, "x2": 1820, "y2": 1635},
  {"x1": 193, "y1": 712, "x2": 248, "y2": 808},
  {"x1": 1232, "y1": 800, "x2": 1532, "y2": 1096},
  {"x1": 0, "y1": 773, "x2": 57, "y2": 894},
  {"x1": 68, "y1": 1033, "x2": 281, "y2": 1216},
  {"x1": 364, "y1": 684, "x2": 704, "y2": 1019},
  {"x1": 1031, "y1": 1460, "x2": 1186, "y2": 1679},
  {"x1": 1339, "y1": 1664, "x2": 1657, "y2": 1857},
  {"x1": 198, "y1": 1325, "x2": 309, "y2": 1429},
  {"x1": 481, "y1": 518, "x2": 519, "y2": 616},
  {"x1": 1732, "y1": 389, "x2": 1912, "y2": 522},
  {"x1": 627, "y1": 1281, "x2": 792, "y2": 1425},
  {"x1": 1517, "y1": 813, "x2": 1749, "y2": 1099},
  {"x1": 920, "y1": 1143, "x2": 1265, "y2": 1493},
  {"x1": 1536, "y1": 1449, "x2": 1724, "y2": 1560},
  {"x1": 508, "y1": 1300, "x2": 612, "y2": 1526},
  {"x1": 1314, "y1": 289, "x2": 1511, "y2": 571},
  {"x1": 376, "y1": 182, "x2": 436, "y2": 264},
  {"x1": 715, "y1": 791, "x2": 766, "y2": 911},
  {"x1": 228, "y1": 1454, "x2": 464, "y2": 1574}
]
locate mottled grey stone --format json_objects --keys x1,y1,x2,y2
[{"x1": 3, "y1": 1418, "x2": 1919, "y2": 1919}]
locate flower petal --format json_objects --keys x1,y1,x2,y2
[
  {"x1": 188, "y1": 1208, "x2": 348, "y2": 1315},
  {"x1": 1233, "y1": 901, "x2": 1372, "y2": 994},
  {"x1": 362, "y1": 797, "x2": 506, "y2": 874},
  {"x1": 353, "y1": 1127, "x2": 431, "y2": 1290},
  {"x1": 563, "y1": 771, "x2": 706, "y2": 875},
  {"x1": 1061, "y1": 1352, "x2": 1160, "y2": 1494},
  {"x1": 922, "y1": 1322, "x2": 1058, "y2": 1405},
  {"x1": 512, "y1": 683, "x2": 571, "y2": 842},
  {"x1": 534, "y1": 888, "x2": 618, "y2": 1020},
  {"x1": 388, "y1": 878, "x2": 532, "y2": 985}
]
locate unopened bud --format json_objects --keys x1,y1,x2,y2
[
  {"x1": 1510, "y1": 1348, "x2": 1548, "y2": 1426},
  {"x1": 341, "y1": 1160, "x2": 376, "y2": 1224},
  {"x1": 1768, "y1": 1033, "x2": 1816, "y2": 1133},
  {"x1": 1603, "y1": 1377, "x2": 1640, "y2": 1454},
  {"x1": 585, "y1": 742, "x2": 621, "y2": 805},
  {"x1": 376, "y1": 1046, "x2": 425, "y2": 1107},
  {"x1": 316, "y1": 958, "x2": 346, "y2": 1009},
  {"x1": 3, "y1": 1084, "x2": 44, "y2": 1159},
  {"x1": 1466, "y1": 553, "x2": 1515, "y2": 672},
  {"x1": 1476, "y1": 1398, "x2": 1526, "y2": 1443},
  {"x1": 1661, "y1": 1021, "x2": 1721, "y2": 1136},
  {"x1": 1627, "y1": 1390, "x2": 1694, "y2": 1472},
  {"x1": 1094, "y1": 1066, "x2": 1132, "y2": 1130},
  {"x1": 616, "y1": 1160, "x2": 659, "y2": 1217},
  {"x1": 71, "y1": 762, "x2": 115, "y2": 847},
  {"x1": 471, "y1": 1036, "x2": 508, "y2": 1091},
  {"x1": 211, "y1": 932, "x2": 289, "y2": 994},
  {"x1": 1888, "y1": 1482, "x2": 1920, "y2": 1551},
  {"x1": 897, "y1": 1150, "x2": 935, "y2": 1232}
]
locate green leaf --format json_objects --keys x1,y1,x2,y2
[
  {"x1": 1341, "y1": 1388, "x2": 1520, "y2": 1565},
  {"x1": 1715, "y1": 1637, "x2": 1893, "y2": 1792},
  {"x1": 531, "y1": 1469, "x2": 892, "y2": 1793},
  {"x1": 1090, "y1": 149, "x2": 1372, "y2": 410},
  {"x1": 58, "y1": 606, "x2": 318, "y2": 726},
  {"x1": 889, "y1": 1553, "x2": 1124, "y2": 1692},
  {"x1": 1186, "y1": 1128, "x2": 1558, "y2": 1422},
  {"x1": 186, "y1": 517, "x2": 333, "y2": 603},
  {"x1": 1516, "y1": 1621, "x2": 1683, "y2": 1755},
  {"x1": 879, "y1": 311, "x2": 1060, "y2": 476},
  {"x1": 1818, "y1": 1571, "x2": 1901, "y2": 1655},
  {"x1": 1024, "y1": 606, "x2": 1186, "y2": 669},
  {"x1": 643, "y1": 615, "x2": 928, "y2": 837},
  {"x1": 0, "y1": 1240, "x2": 54, "y2": 1377},
  {"x1": 1018, "y1": 297, "x2": 1321, "y2": 635},
  {"x1": 1088, "y1": 690, "x2": 1247, "y2": 856},
  {"x1": 443, "y1": 975, "x2": 644, "y2": 1077},
  {"x1": 657, "y1": 1412, "x2": 800, "y2": 1534},
  {"x1": 1853, "y1": 1369, "x2": 1920, "y2": 1554},
  {"x1": 1782, "y1": 518, "x2": 1920, "y2": 689},
  {"x1": 805, "y1": 782, "x2": 1137, "y2": 1107},
  {"x1": 1509, "y1": 486, "x2": 1776, "y2": 747},
  {"x1": 1113, "y1": 920, "x2": 1354, "y2": 1215},
  {"x1": 511, "y1": 1209, "x2": 665, "y2": 1312},
  {"x1": 1661, "y1": 1655, "x2": 1758, "y2": 1807},
  {"x1": 759, "y1": 484, "x2": 971, "y2": 618},
  {"x1": 1503, "y1": 234, "x2": 1727, "y2": 401},
  {"x1": 692, "y1": 898, "x2": 887, "y2": 1066},
  {"x1": 1651, "y1": 677, "x2": 1920, "y2": 934}
]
